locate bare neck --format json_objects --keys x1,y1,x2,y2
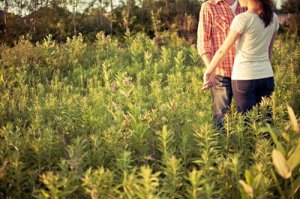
[{"x1": 247, "y1": 2, "x2": 260, "y2": 14}]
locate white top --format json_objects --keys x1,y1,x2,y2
[
  {"x1": 230, "y1": 12, "x2": 279, "y2": 80},
  {"x1": 230, "y1": 0, "x2": 238, "y2": 13}
]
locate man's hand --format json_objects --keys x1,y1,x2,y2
[{"x1": 202, "y1": 71, "x2": 216, "y2": 90}]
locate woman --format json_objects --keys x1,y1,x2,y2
[{"x1": 202, "y1": 0, "x2": 279, "y2": 114}]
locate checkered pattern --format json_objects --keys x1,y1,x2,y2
[{"x1": 197, "y1": 0, "x2": 247, "y2": 77}]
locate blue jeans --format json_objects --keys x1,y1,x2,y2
[
  {"x1": 210, "y1": 75, "x2": 233, "y2": 129},
  {"x1": 232, "y1": 77, "x2": 275, "y2": 113}
]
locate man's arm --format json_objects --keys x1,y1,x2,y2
[
  {"x1": 197, "y1": 3, "x2": 213, "y2": 68},
  {"x1": 201, "y1": 54, "x2": 212, "y2": 68}
]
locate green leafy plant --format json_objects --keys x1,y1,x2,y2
[{"x1": 0, "y1": 33, "x2": 299, "y2": 198}]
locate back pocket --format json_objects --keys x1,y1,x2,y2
[{"x1": 235, "y1": 80, "x2": 255, "y2": 94}]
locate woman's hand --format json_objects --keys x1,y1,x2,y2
[{"x1": 202, "y1": 71, "x2": 215, "y2": 90}]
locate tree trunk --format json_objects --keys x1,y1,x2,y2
[
  {"x1": 141, "y1": 0, "x2": 144, "y2": 24},
  {"x1": 3, "y1": 0, "x2": 8, "y2": 41},
  {"x1": 110, "y1": 0, "x2": 113, "y2": 35},
  {"x1": 99, "y1": 0, "x2": 103, "y2": 28},
  {"x1": 126, "y1": 0, "x2": 130, "y2": 31},
  {"x1": 73, "y1": 0, "x2": 77, "y2": 35}
]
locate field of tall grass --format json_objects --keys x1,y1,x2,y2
[{"x1": 0, "y1": 33, "x2": 299, "y2": 198}]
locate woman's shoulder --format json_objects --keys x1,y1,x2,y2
[
  {"x1": 234, "y1": 12, "x2": 254, "y2": 20},
  {"x1": 233, "y1": 12, "x2": 251, "y2": 23},
  {"x1": 234, "y1": 12, "x2": 261, "y2": 26}
]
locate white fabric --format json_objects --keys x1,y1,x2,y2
[
  {"x1": 230, "y1": 0, "x2": 238, "y2": 13},
  {"x1": 230, "y1": 12, "x2": 279, "y2": 80}
]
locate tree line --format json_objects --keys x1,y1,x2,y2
[
  {"x1": 0, "y1": 0, "x2": 201, "y2": 44},
  {"x1": 0, "y1": 0, "x2": 299, "y2": 45}
]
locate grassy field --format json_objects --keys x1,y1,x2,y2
[{"x1": 0, "y1": 33, "x2": 299, "y2": 198}]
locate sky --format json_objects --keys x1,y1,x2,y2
[{"x1": 275, "y1": 0, "x2": 283, "y2": 9}]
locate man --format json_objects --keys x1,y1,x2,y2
[{"x1": 197, "y1": 0, "x2": 246, "y2": 130}]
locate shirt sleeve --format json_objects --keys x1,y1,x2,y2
[
  {"x1": 197, "y1": 3, "x2": 213, "y2": 57},
  {"x1": 273, "y1": 13, "x2": 279, "y2": 31},
  {"x1": 230, "y1": 14, "x2": 245, "y2": 34}
]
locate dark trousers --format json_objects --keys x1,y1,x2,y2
[
  {"x1": 210, "y1": 75, "x2": 233, "y2": 129},
  {"x1": 232, "y1": 77, "x2": 275, "y2": 113}
]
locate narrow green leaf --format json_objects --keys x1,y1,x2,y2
[
  {"x1": 270, "y1": 169, "x2": 284, "y2": 196},
  {"x1": 245, "y1": 170, "x2": 253, "y2": 186},
  {"x1": 287, "y1": 141, "x2": 300, "y2": 171},
  {"x1": 272, "y1": 149, "x2": 291, "y2": 179},
  {"x1": 287, "y1": 105, "x2": 299, "y2": 133},
  {"x1": 292, "y1": 175, "x2": 300, "y2": 194},
  {"x1": 252, "y1": 173, "x2": 262, "y2": 190},
  {"x1": 266, "y1": 126, "x2": 286, "y2": 154},
  {"x1": 239, "y1": 180, "x2": 253, "y2": 199}
]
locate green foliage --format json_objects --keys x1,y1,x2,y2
[
  {"x1": 0, "y1": 33, "x2": 299, "y2": 198},
  {"x1": 270, "y1": 106, "x2": 300, "y2": 198},
  {"x1": 162, "y1": 156, "x2": 183, "y2": 198},
  {"x1": 34, "y1": 159, "x2": 82, "y2": 199},
  {"x1": 82, "y1": 167, "x2": 114, "y2": 199},
  {"x1": 185, "y1": 168, "x2": 203, "y2": 199}
]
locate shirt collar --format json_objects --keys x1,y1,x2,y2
[
  {"x1": 214, "y1": 0, "x2": 223, "y2": 4},
  {"x1": 214, "y1": 0, "x2": 243, "y2": 11},
  {"x1": 214, "y1": 0, "x2": 240, "y2": 6}
]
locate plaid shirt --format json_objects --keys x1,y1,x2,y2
[{"x1": 197, "y1": 0, "x2": 246, "y2": 77}]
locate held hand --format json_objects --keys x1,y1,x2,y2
[{"x1": 202, "y1": 71, "x2": 216, "y2": 90}]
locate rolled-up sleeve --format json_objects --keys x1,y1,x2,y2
[{"x1": 197, "y1": 3, "x2": 212, "y2": 57}]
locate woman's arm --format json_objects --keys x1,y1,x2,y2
[
  {"x1": 202, "y1": 29, "x2": 240, "y2": 90},
  {"x1": 205, "y1": 29, "x2": 240, "y2": 75},
  {"x1": 268, "y1": 31, "x2": 277, "y2": 61},
  {"x1": 269, "y1": 13, "x2": 279, "y2": 61}
]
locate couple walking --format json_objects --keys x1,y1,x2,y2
[{"x1": 197, "y1": 0, "x2": 279, "y2": 130}]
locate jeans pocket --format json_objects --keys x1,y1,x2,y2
[
  {"x1": 235, "y1": 80, "x2": 254, "y2": 94},
  {"x1": 214, "y1": 76, "x2": 223, "y2": 87},
  {"x1": 215, "y1": 76, "x2": 231, "y2": 88}
]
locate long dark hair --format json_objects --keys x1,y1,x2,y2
[{"x1": 256, "y1": 0, "x2": 274, "y2": 27}]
